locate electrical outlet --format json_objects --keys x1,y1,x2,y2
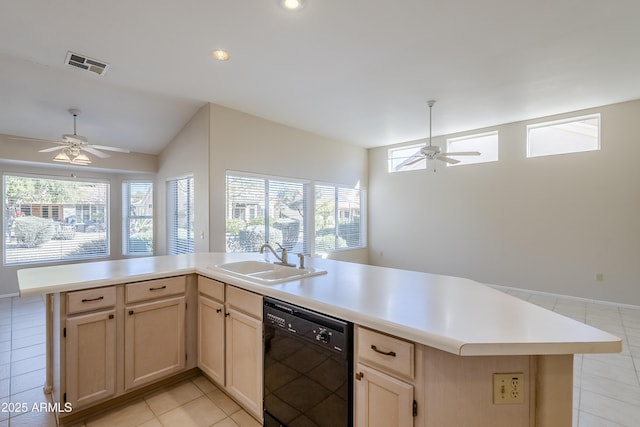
[{"x1": 493, "y1": 373, "x2": 524, "y2": 404}]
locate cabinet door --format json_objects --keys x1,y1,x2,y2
[
  {"x1": 198, "y1": 295, "x2": 225, "y2": 385},
  {"x1": 225, "y1": 307, "x2": 262, "y2": 419},
  {"x1": 125, "y1": 296, "x2": 186, "y2": 390},
  {"x1": 65, "y1": 310, "x2": 116, "y2": 408},
  {"x1": 355, "y1": 363, "x2": 414, "y2": 427}
]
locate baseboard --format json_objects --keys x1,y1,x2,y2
[{"x1": 490, "y1": 284, "x2": 640, "y2": 310}]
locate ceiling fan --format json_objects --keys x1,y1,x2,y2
[
  {"x1": 401, "y1": 100, "x2": 480, "y2": 172},
  {"x1": 34, "y1": 109, "x2": 130, "y2": 165}
]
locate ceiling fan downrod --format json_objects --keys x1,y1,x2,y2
[
  {"x1": 69, "y1": 108, "x2": 80, "y2": 136},
  {"x1": 427, "y1": 100, "x2": 436, "y2": 148}
]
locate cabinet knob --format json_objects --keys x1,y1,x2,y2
[
  {"x1": 225, "y1": 312, "x2": 230, "y2": 317},
  {"x1": 355, "y1": 372, "x2": 364, "y2": 381},
  {"x1": 216, "y1": 308, "x2": 222, "y2": 313},
  {"x1": 129, "y1": 310, "x2": 134, "y2": 316}
]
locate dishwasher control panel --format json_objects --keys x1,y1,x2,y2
[{"x1": 263, "y1": 296, "x2": 352, "y2": 354}]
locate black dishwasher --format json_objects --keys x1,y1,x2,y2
[{"x1": 263, "y1": 296, "x2": 353, "y2": 427}]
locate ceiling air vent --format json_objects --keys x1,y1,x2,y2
[{"x1": 65, "y1": 51, "x2": 109, "y2": 76}]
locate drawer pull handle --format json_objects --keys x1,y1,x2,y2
[
  {"x1": 81, "y1": 296, "x2": 104, "y2": 303},
  {"x1": 149, "y1": 285, "x2": 167, "y2": 291},
  {"x1": 216, "y1": 308, "x2": 222, "y2": 313},
  {"x1": 371, "y1": 345, "x2": 396, "y2": 357}
]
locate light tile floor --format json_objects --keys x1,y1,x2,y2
[{"x1": 1, "y1": 291, "x2": 639, "y2": 426}]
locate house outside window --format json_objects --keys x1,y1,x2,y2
[
  {"x1": 3, "y1": 174, "x2": 109, "y2": 265},
  {"x1": 226, "y1": 173, "x2": 308, "y2": 254}
]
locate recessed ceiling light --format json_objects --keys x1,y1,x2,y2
[
  {"x1": 279, "y1": 0, "x2": 306, "y2": 11},
  {"x1": 211, "y1": 49, "x2": 230, "y2": 61}
]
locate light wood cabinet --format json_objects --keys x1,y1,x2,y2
[
  {"x1": 355, "y1": 363, "x2": 414, "y2": 427},
  {"x1": 224, "y1": 285, "x2": 263, "y2": 420},
  {"x1": 225, "y1": 305, "x2": 262, "y2": 418},
  {"x1": 125, "y1": 295, "x2": 186, "y2": 390},
  {"x1": 65, "y1": 308, "x2": 117, "y2": 408},
  {"x1": 355, "y1": 326, "x2": 417, "y2": 427},
  {"x1": 53, "y1": 275, "x2": 191, "y2": 425},
  {"x1": 198, "y1": 277, "x2": 225, "y2": 385},
  {"x1": 196, "y1": 277, "x2": 263, "y2": 421}
]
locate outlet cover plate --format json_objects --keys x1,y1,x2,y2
[{"x1": 493, "y1": 373, "x2": 525, "y2": 404}]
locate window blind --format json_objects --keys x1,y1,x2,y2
[
  {"x1": 226, "y1": 173, "x2": 308, "y2": 254},
  {"x1": 123, "y1": 181, "x2": 154, "y2": 256},
  {"x1": 315, "y1": 184, "x2": 362, "y2": 254},
  {"x1": 3, "y1": 174, "x2": 109, "y2": 265},
  {"x1": 167, "y1": 176, "x2": 194, "y2": 255}
]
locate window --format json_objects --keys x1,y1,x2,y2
[
  {"x1": 3, "y1": 174, "x2": 109, "y2": 265},
  {"x1": 226, "y1": 173, "x2": 308, "y2": 254},
  {"x1": 315, "y1": 184, "x2": 364, "y2": 254},
  {"x1": 167, "y1": 176, "x2": 194, "y2": 254},
  {"x1": 388, "y1": 143, "x2": 426, "y2": 172},
  {"x1": 123, "y1": 181, "x2": 153, "y2": 256},
  {"x1": 527, "y1": 114, "x2": 600, "y2": 158},
  {"x1": 446, "y1": 131, "x2": 499, "y2": 166}
]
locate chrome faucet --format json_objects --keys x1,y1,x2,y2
[{"x1": 259, "y1": 242, "x2": 296, "y2": 267}]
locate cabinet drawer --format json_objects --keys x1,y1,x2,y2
[
  {"x1": 67, "y1": 286, "x2": 116, "y2": 315},
  {"x1": 126, "y1": 276, "x2": 186, "y2": 303},
  {"x1": 198, "y1": 276, "x2": 225, "y2": 302},
  {"x1": 226, "y1": 285, "x2": 262, "y2": 319},
  {"x1": 357, "y1": 327, "x2": 414, "y2": 379}
]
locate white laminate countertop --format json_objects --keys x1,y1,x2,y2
[{"x1": 17, "y1": 252, "x2": 622, "y2": 357}]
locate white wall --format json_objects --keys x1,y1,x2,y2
[
  {"x1": 156, "y1": 104, "x2": 211, "y2": 254},
  {"x1": 368, "y1": 100, "x2": 640, "y2": 305},
  {"x1": 208, "y1": 104, "x2": 369, "y2": 263}
]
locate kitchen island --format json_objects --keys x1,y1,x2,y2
[{"x1": 18, "y1": 253, "x2": 621, "y2": 426}]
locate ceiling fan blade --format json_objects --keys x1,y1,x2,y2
[
  {"x1": 38, "y1": 146, "x2": 66, "y2": 153},
  {"x1": 403, "y1": 154, "x2": 425, "y2": 167},
  {"x1": 437, "y1": 155, "x2": 461, "y2": 164},
  {"x1": 88, "y1": 144, "x2": 130, "y2": 153},
  {"x1": 10, "y1": 135, "x2": 65, "y2": 144},
  {"x1": 82, "y1": 146, "x2": 111, "y2": 158},
  {"x1": 394, "y1": 148, "x2": 425, "y2": 170},
  {"x1": 440, "y1": 151, "x2": 481, "y2": 156}
]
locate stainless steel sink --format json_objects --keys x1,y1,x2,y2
[{"x1": 212, "y1": 260, "x2": 326, "y2": 284}]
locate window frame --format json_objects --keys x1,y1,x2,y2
[
  {"x1": 445, "y1": 131, "x2": 499, "y2": 167},
  {"x1": 166, "y1": 175, "x2": 194, "y2": 255},
  {"x1": 526, "y1": 113, "x2": 601, "y2": 158},
  {"x1": 313, "y1": 182, "x2": 366, "y2": 256},
  {"x1": 3, "y1": 172, "x2": 110, "y2": 266},
  {"x1": 122, "y1": 180, "x2": 154, "y2": 256},
  {"x1": 225, "y1": 171, "x2": 311, "y2": 255}
]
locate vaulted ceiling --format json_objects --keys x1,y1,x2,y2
[{"x1": 1, "y1": 0, "x2": 639, "y2": 155}]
